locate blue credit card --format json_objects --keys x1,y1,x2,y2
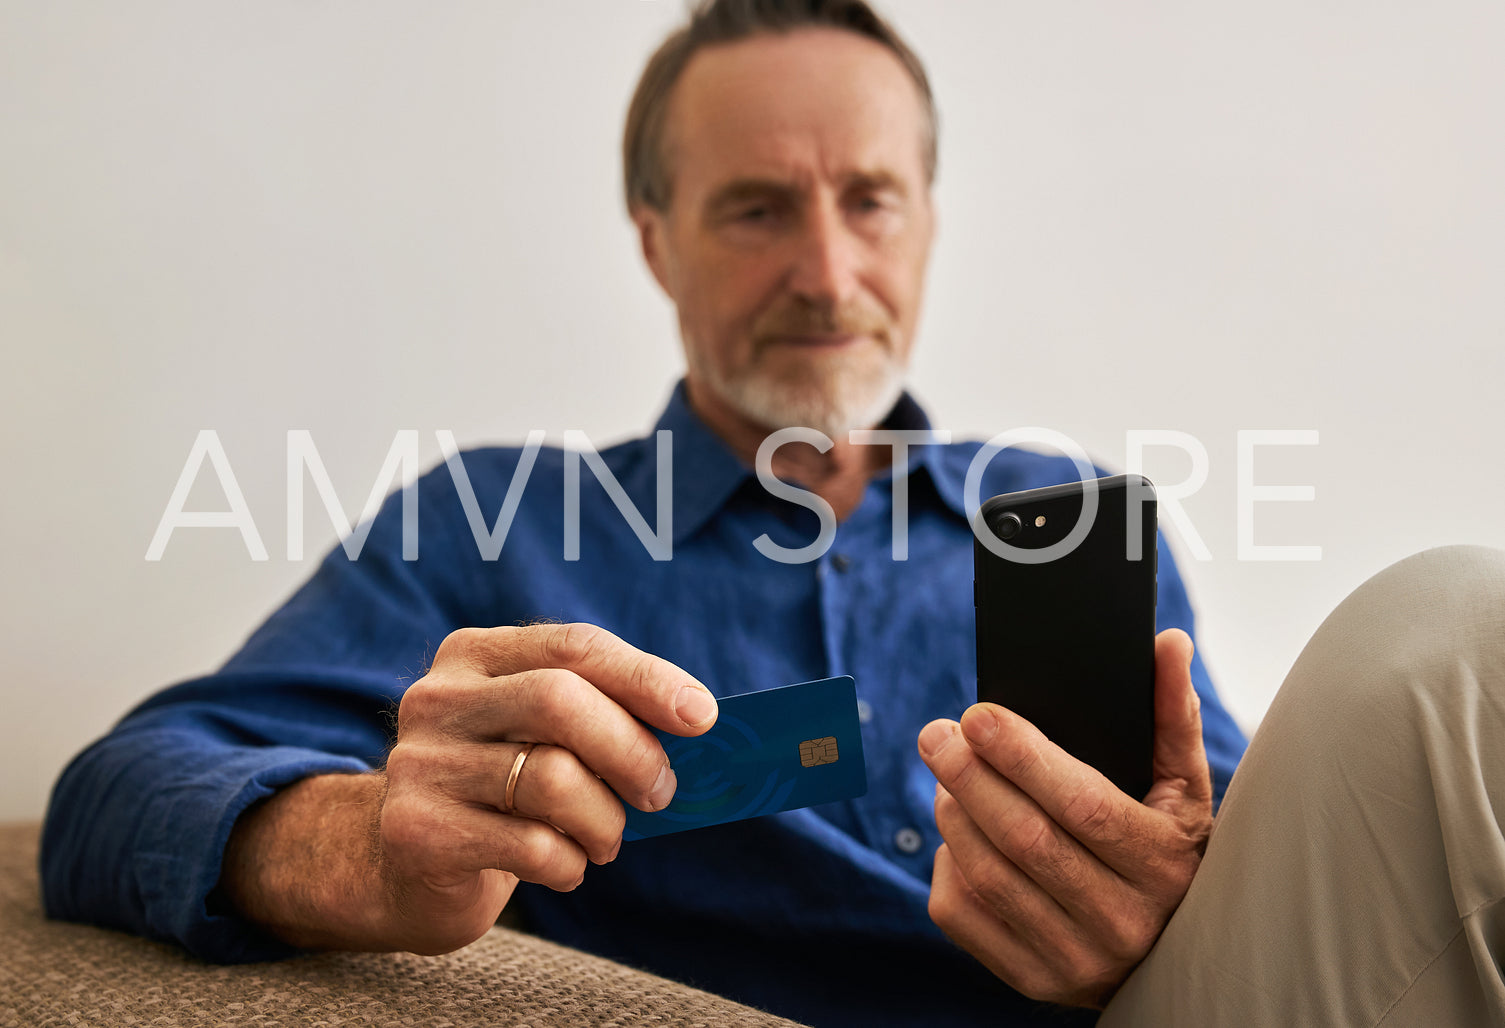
[{"x1": 622, "y1": 675, "x2": 867, "y2": 841}]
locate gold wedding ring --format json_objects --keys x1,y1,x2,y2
[{"x1": 504, "y1": 742, "x2": 536, "y2": 815}]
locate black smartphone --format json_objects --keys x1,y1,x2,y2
[{"x1": 973, "y1": 474, "x2": 1157, "y2": 799}]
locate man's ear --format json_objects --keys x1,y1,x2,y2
[{"x1": 632, "y1": 204, "x2": 674, "y2": 298}]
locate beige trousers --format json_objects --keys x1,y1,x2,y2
[{"x1": 1101, "y1": 545, "x2": 1505, "y2": 1027}]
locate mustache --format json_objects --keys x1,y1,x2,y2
[{"x1": 751, "y1": 298, "x2": 892, "y2": 345}]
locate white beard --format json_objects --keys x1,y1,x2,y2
[{"x1": 694, "y1": 347, "x2": 907, "y2": 441}]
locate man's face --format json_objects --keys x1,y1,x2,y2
[{"x1": 636, "y1": 28, "x2": 935, "y2": 440}]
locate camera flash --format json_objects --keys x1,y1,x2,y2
[{"x1": 1034, "y1": 515, "x2": 1047, "y2": 527}]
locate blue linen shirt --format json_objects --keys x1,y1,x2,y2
[{"x1": 43, "y1": 383, "x2": 1246, "y2": 1028}]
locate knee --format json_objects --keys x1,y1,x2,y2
[
  {"x1": 1367, "y1": 544, "x2": 1505, "y2": 603},
  {"x1": 1340, "y1": 544, "x2": 1505, "y2": 659},
  {"x1": 1277, "y1": 545, "x2": 1505, "y2": 729}
]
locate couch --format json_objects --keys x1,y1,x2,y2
[{"x1": 0, "y1": 822, "x2": 806, "y2": 1027}]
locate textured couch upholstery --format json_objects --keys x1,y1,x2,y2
[{"x1": 0, "y1": 822, "x2": 805, "y2": 1027}]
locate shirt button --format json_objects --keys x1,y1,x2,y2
[
  {"x1": 894, "y1": 827, "x2": 924, "y2": 855},
  {"x1": 856, "y1": 699, "x2": 873, "y2": 724},
  {"x1": 831, "y1": 553, "x2": 853, "y2": 573}
]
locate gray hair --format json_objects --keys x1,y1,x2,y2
[{"x1": 623, "y1": 0, "x2": 938, "y2": 213}]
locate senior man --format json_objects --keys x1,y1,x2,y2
[{"x1": 43, "y1": 2, "x2": 1505, "y2": 1026}]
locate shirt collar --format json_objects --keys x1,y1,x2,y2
[
  {"x1": 647, "y1": 380, "x2": 967, "y2": 545},
  {"x1": 874, "y1": 391, "x2": 971, "y2": 524},
  {"x1": 652, "y1": 381, "x2": 757, "y2": 546}
]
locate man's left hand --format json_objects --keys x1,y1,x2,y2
[{"x1": 918, "y1": 628, "x2": 1213, "y2": 1009}]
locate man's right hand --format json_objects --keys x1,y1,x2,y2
[{"x1": 221, "y1": 623, "x2": 718, "y2": 955}]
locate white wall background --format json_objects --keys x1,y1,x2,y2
[{"x1": 3, "y1": 1, "x2": 1502, "y2": 822}]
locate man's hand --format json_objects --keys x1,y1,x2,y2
[
  {"x1": 222, "y1": 623, "x2": 717, "y2": 955},
  {"x1": 918, "y1": 629, "x2": 1212, "y2": 1009}
]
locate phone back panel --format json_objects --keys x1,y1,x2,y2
[{"x1": 974, "y1": 475, "x2": 1157, "y2": 799}]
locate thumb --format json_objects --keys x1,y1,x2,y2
[{"x1": 1148, "y1": 628, "x2": 1212, "y2": 810}]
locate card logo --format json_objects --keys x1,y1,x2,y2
[{"x1": 799, "y1": 736, "x2": 839, "y2": 768}]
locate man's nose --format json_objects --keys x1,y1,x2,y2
[{"x1": 787, "y1": 204, "x2": 860, "y2": 307}]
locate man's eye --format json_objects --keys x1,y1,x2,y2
[{"x1": 737, "y1": 206, "x2": 772, "y2": 222}]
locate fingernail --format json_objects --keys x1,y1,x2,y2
[
  {"x1": 961, "y1": 706, "x2": 997, "y2": 746},
  {"x1": 676, "y1": 686, "x2": 717, "y2": 728},
  {"x1": 648, "y1": 763, "x2": 677, "y2": 810},
  {"x1": 917, "y1": 719, "x2": 958, "y2": 757}
]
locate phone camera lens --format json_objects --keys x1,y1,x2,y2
[{"x1": 996, "y1": 512, "x2": 1023, "y2": 541}]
